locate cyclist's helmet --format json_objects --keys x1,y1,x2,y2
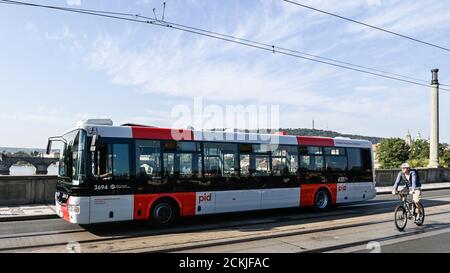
[{"x1": 401, "y1": 163, "x2": 411, "y2": 169}]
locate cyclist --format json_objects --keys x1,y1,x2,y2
[{"x1": 392, "y1": 163, "x2": 423, "y2": 222}]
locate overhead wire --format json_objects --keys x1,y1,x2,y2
[{"x1": 1, "y1": 0, "x2": 449, "y2": 91}]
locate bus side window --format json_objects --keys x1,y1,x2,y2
[
  {"x1": 239, "y1": 154, "x2": 252, "y2": 177},
  {"x1": 361, "y1": 148, "x2": 373, "y2": 182},
  {"x1": 204, "y1": 143, "x2": 239, "y2": 178},
  {"x1": 91, "y1": 143, "x2": 112, "y2": 181},
  {"x1": 177, "y1": 142, "x2": 202, "y2": 179},
  {"x1": 272, "y1": 145, "x2": 298, "y2": 177},
  {"x1": 136, "y1": 140, "x2": 161, "y2": 179},
  {"x1": 255, "y1": 154, "x2": 270, "y2": 177},
  {"x1": 163, "y1": 153, "x2": 175, "y2": 176},
  {"x1": 112, "y1": 144, "x2": 130, "y2": 180},
  {"x1": 347, "y1": 148, "x2": 363, "y2": 182},
  {"x1": 299, "y1": 146, "x2": 325, "y2": 184},
  {"x1": 91, "y1": 143, "x2": 130, "y2": 181}
]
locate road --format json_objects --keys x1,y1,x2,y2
[{"x1": 0, "y1": 189, "x2": 449, "y2": 253}]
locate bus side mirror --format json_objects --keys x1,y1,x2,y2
[
  {"x1": 46, "y1": 140, "x2": 52, "y2": 155},
  {"x1": 90, "y1": 135, "x2": 100, "y2": 152}
]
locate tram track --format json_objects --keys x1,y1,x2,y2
[
  {"x1": 0, "y1": 228, "x2": 84, "y2": 241},
  {"x1": 0, "y1": 206, "x2": 368, "y2": 251},
  {"x1": 0, "y1": 208, "x2": 361, "y2": 252},
  {"x1": 3, "y1": 205, "x2": 448, "y2": 253},
  {"x1": 135, "y1": 210, "x2": 450, "y2": 253},
  {"x1": 304, "y1": 222, "x2": 450, "y2": 253}
]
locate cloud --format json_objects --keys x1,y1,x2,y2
[
  {"x1": 84, "y1": 30, "x2": 427, "y2": 133},
  {"x1": 79, "y1": 0, "x2": 449, "y2": 138},
  {"x1": 353, "y1": 85, "x2": 388, "y2": 92},
  {"x1": 345, "y1": 1, "x2": 450, "y2": 41},
  {"x1": 66, "y1": 0, "x2": 81, "y2": 6},
  {"x1": 4, "y1": 0, "x2": 450, "y2": 147},
  {"x1": 24, "y1": 21, "x2": 37, "y2": 32},
  {"x1": 0, "y1": 106, "x2": 73, "y2": 126},
  {"x1": 45, "y1": 25, "x2": 86, "y2": 52},
  {"x1": 366, "y1": 0, "x2": 382, "y2": 6},
  {"x1": 85, "y1": 33, "x2": 341, "y2": 106}
]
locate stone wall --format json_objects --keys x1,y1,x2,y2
[
  {"x1": 375, "y1": 168, "x2": 450, "y2": 187},
  {"x1": 0, "y1": 175, "x2": 57, "y2": 205}
]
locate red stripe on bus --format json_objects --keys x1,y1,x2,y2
[
  {"x1": 181, "y1": 192, "x2": 196, "y2": 216},
  {"x1": 133, "y1": 193, "x2": 195, "y2": 221},
  {"x1": 131, "y1": 127, "x2": 194, "y2": 141},
  {"x1": 297, "y1": 136, "x2": 334, "y2": 146},
  {"x1": 300, "y1": 184, "x2": 337, "y2": 207},
  {"x1": 329, "y1": 184, "x2": 337, "y2": 205},
  {"x1": 133, "y1": 195, "x2": 151, "y2": 220},
  {"x1": 61, "y1": 199, "x2": 70, "y2": 222}
]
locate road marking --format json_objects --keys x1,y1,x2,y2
[
  {"x1": 341, "y1": 194, "x2": 450, "y2": 208},
  {"x1": 0, "y1": 229, "x2": 83, "y2": 240},
  {"x1": 328, "y1": 224, "x2": 450, "y2": 253}
]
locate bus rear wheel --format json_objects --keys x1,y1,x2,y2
[
  {"x1": 313, "y1": 189, "x2": 331, "y2": 212},
  {"x1": 150, "y1": 200, "x2": 179, "y2": 227}
]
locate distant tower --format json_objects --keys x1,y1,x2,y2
[
  {"x1": 405, "y1": 130, "x2": 412, "y2": 146},
  {"x1": 416, "y1": 130, "x2": 422, "y2": 141},
  {"x1": 312, "y1": 119, "x2": 315, "y2": 130}
]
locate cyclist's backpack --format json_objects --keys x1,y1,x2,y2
[{"x1": 411, "y1": 169, "x2": 421, "y2": 185}]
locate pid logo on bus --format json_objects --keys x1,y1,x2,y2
[
  {"x1": 198, "y1": 193, "x2": 213, "y2": 204},
  {"x1": 338, "y1": 184, "x2": 347, "y2": 192}
]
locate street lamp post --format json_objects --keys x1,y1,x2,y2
[{"x1": 428, "y1": 69, "x2": 440, "y2": 168}]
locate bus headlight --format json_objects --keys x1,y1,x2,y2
[{"x1": 69, "y1": 205, "x2": 81, "y2": 214}]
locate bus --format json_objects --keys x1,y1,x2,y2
[{"x1": 47, "y1": 119, "x2": 376, "y2": 226}]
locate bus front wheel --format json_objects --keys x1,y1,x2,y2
[{"x1": 150, "y1": 199, "x2": 179, "y2": 227}]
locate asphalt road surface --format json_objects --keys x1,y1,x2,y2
[{"x1": 0, "y1": 189, "x2": 449, "y2": 253}]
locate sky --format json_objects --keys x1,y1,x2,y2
[{"x1": 1, "y1": 0, "x2": 450, "y2": 148}]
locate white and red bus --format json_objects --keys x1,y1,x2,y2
[{"x1": 47, "y1": 119, "x2": 376, "y2": 225}]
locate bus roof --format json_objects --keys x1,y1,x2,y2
[{"x1": 74, "y1": 119, "x2": 372, "y2": 148}]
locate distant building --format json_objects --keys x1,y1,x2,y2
[
  {"x1": 405, "y1": 130, "x2": 427, "y2": 146},
  {"x1": 42, "y1": 151, "x2": 60, "y2": 159},
  {"x1": 405, "y1": 130, "x2": 412, "y2": 146},
  {"x1": 416, "y1": 130, "x2": 423, "y2": 141}
]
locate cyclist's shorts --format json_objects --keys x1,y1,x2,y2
[{"x1": 413, "y1": 189, "x2": 422, "y2": 203}]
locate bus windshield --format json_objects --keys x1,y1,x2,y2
[{"x1": 59, "y1": 129, "x2": 87, "y2": 185}]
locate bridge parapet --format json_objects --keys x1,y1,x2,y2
[
  {"x1": 0, "y1": 175, "x2": 57, "y2": 205},
  {"x1": 0, "y1": 154, "x2": 57, "y2": 175},
  {"x1": 375, "y1": 168, "x2": 450, "y2": 186}
]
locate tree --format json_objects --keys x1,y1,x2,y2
[
  {"x1": 408, "y1": 139, "x2": 429, "y2": 168},
  {"x1": 376, "y1": 138, "x2": 409, "y2": 169},
  {"x1": 12, "y1": 151, "x2": 30, "y2": 157},
  {"x1": 409, "y1": 139, "x2": 429, "y2": 160},
  {"x1": 441, "y1": 149, "x2": 450, "y2": 168}
]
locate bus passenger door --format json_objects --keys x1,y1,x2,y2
[
  {"x1": 89, "y1": 140, "x2": 134, "y2": 223},
  {"x1": 215, "y1": 153, "x2": 261, "y2": 213}
]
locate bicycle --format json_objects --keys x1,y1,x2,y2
[{"x1": 394, "y1": 188, "x2": 425, "y2": 231}]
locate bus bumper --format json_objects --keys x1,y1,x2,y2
[{"x1": 55, "y1": 193, "x2": 91, "y2": 224}]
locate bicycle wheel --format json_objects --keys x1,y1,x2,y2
[
  {"x1": 394, "y1": 205, "x2": 408, "y2": 231},
  {"x1": 415, "y1": 202, "x2": 425, "y2": 226}
]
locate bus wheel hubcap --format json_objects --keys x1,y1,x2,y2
[
  {"x1": 154, "y1": 204, "x2": 172, "y2": 224},
  {"x1": 316, "y1": 192, "x2": 328, "y2": 209}
]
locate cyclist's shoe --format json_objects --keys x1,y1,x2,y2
[{"x1": 415, "y1": 215, "x2": 423, "y2": 223}]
